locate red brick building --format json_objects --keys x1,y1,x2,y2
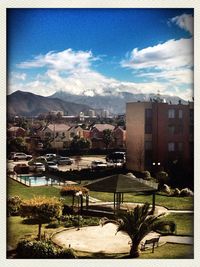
[{"x1": 126, "y1": 100, "x2": 194, "y2": 172}]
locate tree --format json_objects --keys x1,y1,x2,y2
[
  {"x1": 101, "y1": 203, "x2": 176, "y2": 258},
  {"x1": 70, "y1": 136, "x2": 91, "y2": 152},
  {"x1": 20, "y1": 196, "x2": 63, "y2": 240},
  {"x1": 102, "y1": 129, "x2": 114, "y2": 150},
  {"x1": 60, "y1": 185, "x2": 89, "y2": 211}
]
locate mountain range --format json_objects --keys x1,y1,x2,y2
[
  {"x1": 51, "y1": 91, "x2": 186, "y2": 114},
  {"x1": 7, "y1": 90, "x2": 186, "y2": 117},
  {"x1": 7, "y1": 91, "x2": 91, "y2": 117}
]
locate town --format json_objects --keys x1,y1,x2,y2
[
  {"x1": 7, "y1": 95, "x2": 194, "y2": 259},
  {"x1": 6, "y1": 7, "x2": 194, "y2": 261}
]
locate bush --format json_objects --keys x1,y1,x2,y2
[
  {"x1": 180, "y1": 188, "x2": 194, "y2": 197},
  {"x1": 156, "y1": 171, "x2": 169, "y2": 187},
  {"x1": 16, "y1": 240, "x2": 57, "y2": 258},
  {"x1": 16, "y1": 239, "x2": 77, "y2": 259},
  {"x1": 126, "y1": 172, "x2": 136, "y2": 178},
  {"x1": 141, "y1": 171, "x2": 151, "y2": 180},
  {"x1": 62, "y1": 204, "x2": 74, "y2": 215},
  {"x1": 45, "y1": 220, "x2": 60, "y2": 229},
  {"x1": 7, "y1": 195, "x2": 22, "y2": 216},
  {"x1": 162, "y1": 184, "x2": 171, "y2": 195},
  {"x1": 173, "y1": 188, "x2": 181, "y2": 197}
]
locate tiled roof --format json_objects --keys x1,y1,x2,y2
[
  {"x1": 93, "y1": 124, "x2": 115, "y2": 132},
  {"x1": 47, "y1": 124, "x2": 70, "y2": 132},
  {"x1": 8, "y1": 126, "x2": 25, "y2": 132}
]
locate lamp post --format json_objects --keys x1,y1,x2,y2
[
  {"x1": 75, "y1": 191, "x2": 82, "y2": 230},
  {"x1": 152, "y1": 162, "x2": 161, "y2": 175}
]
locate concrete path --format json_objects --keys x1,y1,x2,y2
[{"x1": 52, "y1": 223, "x2": 193, "y2": 254}]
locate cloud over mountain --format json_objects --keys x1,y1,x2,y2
[{"x1": 8, "y1": 13, "x2": 193, "y2": 102}]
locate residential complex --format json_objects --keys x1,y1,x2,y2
[{"x1": 126, "y1": 98, "x2": 194, "y2": 172}]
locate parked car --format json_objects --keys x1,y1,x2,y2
[
  {"x1": 44, "y1": 154, "x2": 57, "y2": 161},
  {"x1": 29, "y1": 162, "x2": 46, "y2": 172},
  {"x1": 91, "y1": 160, "x2": 107, "y2": 169},
  {"x1": 14, "y1": 163, "x2": 29, "y2": 174},
  {"x1": 46, "y1": 161, "x2": 58, "y2": 172},
  {"x1": 11, "y1": 152, "x2": 32, "y2": 161},
  {"x1": 106, "y1": 152, "x2": 126, "y2": 163},
  {"x1": 56, "y1": 156, "x2": 73, "y2": 165}
]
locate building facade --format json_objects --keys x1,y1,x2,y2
[{"x1": 126, "y1": 100, "x2": 194, "y2": 172}]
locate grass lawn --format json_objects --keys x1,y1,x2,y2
[
  {"x1": 75, "y1": 243, "x2": 193, "y2": 259},
  {"x1": 139, "y1": 243, "x2": 193, "y2": 259},
  {"x1": 89, "y1": 191, "x2": 193, "y2": 210},
  {"x1": 8, "y1": 178, "x2": 193, "y2": 210},
  {"x1": 7, "y1": 216, "x2": 60, "y2": 249},
  {"x1": 165, "y1": 213, "x2": 193, "y2": 236}
]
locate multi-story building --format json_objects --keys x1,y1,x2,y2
[{"x1": 126, "y1": 99, "x2": 194, "y2": 172}]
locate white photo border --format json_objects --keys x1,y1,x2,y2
[{"x1": 0, "y1": 1, "x2": 199, "y2": 267}]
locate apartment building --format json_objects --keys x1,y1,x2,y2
[{"x1": 126, "y1": 99, "x2": 194, "y2": 172}]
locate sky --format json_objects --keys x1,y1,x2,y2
[{"x1": 7, "y1": 8, "x2": 194, "y2": 100}]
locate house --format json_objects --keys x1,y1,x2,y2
[
  {"x1": 7, "y1": 126, "x2": 26, "y2": 138},
  {"x1": 126, "y1": 99, "x2": 194, "y2": 172},
  {"x1": 39, "y1": 123, "x2": 71, "y2": 149},
  {"x1": 113, "y1": 126, "x2": 126, "y2": 149},
  {"x1": 90, "y1": 124, "x2": 115, "y2": 149},
  {"x1": 68, "y1": 125, "x2": 84, "y2": 141}
]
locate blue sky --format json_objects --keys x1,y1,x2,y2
[{"x1": 7, "y1": 8, "x2": 193, "y2": 100}]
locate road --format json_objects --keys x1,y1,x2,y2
[{"x1": 7, "y1": 155, "x2": 107, "y2": 172}]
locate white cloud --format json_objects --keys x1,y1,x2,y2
[
  {"x1": 121, "y1": 38, "x2": 193, "y2": 70},
  {"x1": 9, "y1": 47, "x2": 193, "y2": 101},
  {"x1": 17, "y1": 49, "x2": 97, "y2": 71},
  {"x1": 171, "y1": 13, "x2": 193, "y2": 35},
  {"x1": 11, "y1": 72, "x2": 26, "y2": 81}
]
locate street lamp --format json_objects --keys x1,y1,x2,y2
[
  {"x1": 75, "y1": 191, "x2": 82, "y2": 230},
  {"x1": 152, "y1": 162, "x2": 161, "y2": 174}
]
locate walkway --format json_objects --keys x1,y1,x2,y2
[{"x1": 52, "y1": 223, "x2": 193, "y2": 254}]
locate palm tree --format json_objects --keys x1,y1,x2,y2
[{"x1": 101, "y1": 203, "x2": 176, "y2": 258}]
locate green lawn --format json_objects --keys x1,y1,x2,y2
[
  {"x1": 139, "y1": 243, "x2": 193, "y2": 259},
  {"x1": 7, "y1": 216, "x2": 56, "y2": 249},
  {"x1": 76, "y1": 243, "x2": 193, "y2": 259},
  {"x1": 165, "y1": 213, "x2": 193, "y2": 236},
  {"x1": 8, "y1": 178, "x2": 193, "y2": 210},
  {"x1": 89, "y1": 191, "x2": 193, "y2": 210}
]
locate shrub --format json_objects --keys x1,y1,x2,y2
[
  {"x1": 180, "y1": 188, "x2": 194, "y2": 197},
  {"x1": 58, "y1": 248, "x2": 77, "y2": 259},
  {"x1": 156, "y1": 171, "x2": 169, "y2": 186},
  {"x1": 62, "y1": 204, "x2": 74, "y2": 215},
  {"x1": 16, "y1": 240, "x2": 57, "y2": 258},
  {"x1": 162, "y1": 184, "x2": 171, "y2": 195},
  {"x1": 141, "y1": 171, "x2": 151, "y2": 180},
  {"x1": 173, "y1": 188, "x2": 181, "y2": 197},
  {"x1": 16, "y1": 239, "x2": 77, "y2": 259},
  {"x1": 126, "y1": 172, "x2": 136, "y2": 178},
  {"x1": 46, "y1": 220, "x2": 60, "y2": 229},
  {"x1": 7, "y1": 195, "x2": 22, "y2": 216}
]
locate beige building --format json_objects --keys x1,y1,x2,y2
[
  {"x1": 126, "y1": 102, "x2": 152, "y2": 171},
  {"x1": 40, "y1": 123, "x2": 71, "y2": 149}
]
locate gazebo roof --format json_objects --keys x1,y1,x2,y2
[{"x1": 86, "y1": 174, "x2": 158, "y2": 193}]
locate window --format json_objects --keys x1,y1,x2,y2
[
  {"x1": 177, "y1": 125, "x2": 183, "y2": 134},
  {"x1": 178, "y1": 110, "x2": 183, "y2": 119},
  {"x1": 145, "y1": 141, "x2": 152, "y2": 151},
  {"x1": 168, "y1": 109, "x2": 175, "y2": 118},
  {"x1": 145, "y1": 124, "x2": 152, "y2": 134},
  {"x1": 178, "y1": 142, "x2": 183, "y2": 151},
  {"x1": 145, "y1": 109, "x2": 152, "y2": 119},
  {"x1": 168, "y1": 125, "x2": 175, "y2": 135},
  {"x1": 168, "y1": 142, "x2": 175, "y2": 152}
]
